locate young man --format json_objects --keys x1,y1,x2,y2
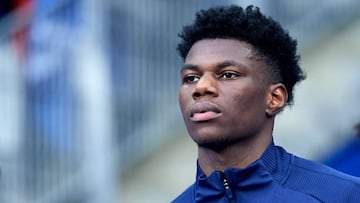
[{"x1": 173, "y1": 5, "x2": 360, "y2": 203}]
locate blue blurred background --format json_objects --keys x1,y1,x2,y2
[{"x1": 0, "y1": 0, "x2": 360, "y2": 202}]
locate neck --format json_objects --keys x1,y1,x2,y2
[{"x1": 198, "y1": 133, "x2": 272, "y2": 176}]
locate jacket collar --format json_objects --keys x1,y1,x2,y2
[{"x1": 194, "y1": 141, "x2": 291, "y2": 201}]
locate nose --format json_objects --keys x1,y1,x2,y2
[{"x1": 192, "y1": 73, "x2": 219, "y2": 99}]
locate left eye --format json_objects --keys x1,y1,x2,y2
[{"x1": 219, "y1": 72, "x2": 240, "y2": 79}]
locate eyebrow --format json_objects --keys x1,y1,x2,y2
[
  {"x1": 216, "y1": 60, "x2": 247, "y2": 69},
  {"x1": 181, "y1": 60, "x2": 247, "y2": 73},
  {"x1": 181, "y1": 64, "x2": 199, "y2": 73}
]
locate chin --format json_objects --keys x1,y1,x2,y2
[{"x1": 192, "y1": 135, "x2": 236, "y2": 153}]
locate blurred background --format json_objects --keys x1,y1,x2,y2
[{"x1": 0, "y1": 0, "x2": 360, "y2": 202}]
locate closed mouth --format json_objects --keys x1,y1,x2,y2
[{"x1": 190, "y1": 101, "x2": 222, "y2": 122}]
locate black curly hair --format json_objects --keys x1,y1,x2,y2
[{"x1": 177, "y1": 5, "x2": 306, "y2": 105}]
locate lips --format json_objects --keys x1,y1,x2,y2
[{"x1": 190, "y1": 101, "x2": 222, "y2": 122}]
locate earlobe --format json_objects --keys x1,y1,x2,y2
[{"x1": 266, "y1": 84, "x2": 288, "y2": 117}]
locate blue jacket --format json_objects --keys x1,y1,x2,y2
[{"x1": 172, "y1": 142, "x2": 360, "y2": 202}]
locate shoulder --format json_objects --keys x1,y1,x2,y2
[
  {"x1": 171, "y1": 184, "x2": 195, "y2": 203},
  {"x1": 290, "y1": 155, "x2": 360, "y2": 185},
  {"x1": 285, "y1": 154, "x2": 360, "y2": 202}
]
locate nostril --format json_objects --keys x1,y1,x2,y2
[
  {"x1": 193, "y1": 92, "x2": 201, "y2": 98},
  {"x1": 205, "y1": 90, "x2": 214, "y2": 95},
  {"x1": 192, "y1": 89, "x2": 217, "y2": 99}
]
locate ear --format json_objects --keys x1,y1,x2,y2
[{"x1": 265, "y1": 83, "x2": 288, "y2": 117}]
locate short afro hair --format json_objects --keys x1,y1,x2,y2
[{"x1": 177, "y1": 5, "x2": 306, "y2": 106}]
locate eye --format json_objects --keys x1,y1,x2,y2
[
  {"x1": 219, "y1": 72, "x2": 241, "y2": 79},
  {"x1": 183, "y1": 75, "x2": 200, "y2": 84}
]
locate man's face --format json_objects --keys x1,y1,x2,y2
[{"x1": 179, "y1": 39, "x2": 272, "y2": 150}]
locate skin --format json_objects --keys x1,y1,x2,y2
[{"x1": 178, "y1": 39, "x2": 287, "y2": 176}]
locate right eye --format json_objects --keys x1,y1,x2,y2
[{"x1": 183, "y1": 75, "x2": 200, "y2": 84}]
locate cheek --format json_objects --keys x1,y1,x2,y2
[
  {"x1": 178, "y1": 88, "x2": 191, "y2": 113},
  {"x1": 232, "y1": 87, "x2": 267, "y2": 112}
]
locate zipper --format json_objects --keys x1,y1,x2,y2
[{"x1": 221, "y1": 172, "x2": 235, "y2": 202}]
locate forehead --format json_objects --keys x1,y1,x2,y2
[{"x1": 185, "y1": 39, "x2": 256, "y2": 65}]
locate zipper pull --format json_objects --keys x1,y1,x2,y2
[{"x1": 221, "y1": 172, "x2": 235, "y2": 201}]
